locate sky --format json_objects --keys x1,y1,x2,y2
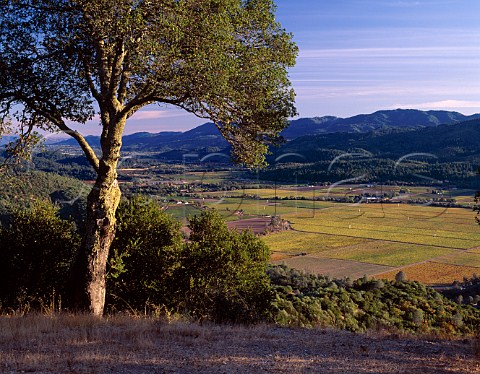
[{"x1": 72, "y1": 0, "x2": 480, "y2": 135}]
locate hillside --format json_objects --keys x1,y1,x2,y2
[
  {"x1": 27, "y1": 111, "x2": 480, "y2": 185},
  {"x1": 51, "y1": 109, "x2": 480, "y2": 153},
  {"x1": 260, "y1": 118, "x2": 480, "y2": 186},
  {"x1": 276, "y1": 118, "x2": 480, "y2": 163},
  {"x1": 1, "y1": 314, "x2": 478, "y2": 373},
  {"x1": 55, "y1": 122, "x2": 226, "y2": 151},
  {"x1": 0, "y1": 170, "x2": 89, "y2": 224},
  {"x1": 281, "y1": 109, "x2": 480, "y2": 140},
  {"x1": 0, "y1": 135, "x2": 17, "y2": 146}
]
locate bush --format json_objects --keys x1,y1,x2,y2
[
  {"x1": 269, "y1": 265, "x2": 480, "y2": 334},
  {"x1": 107, "y1": 201, "x2": 272, "y2": 323},
  {"x1": 175, "y1": 210, "x2": 272, "y2": 323},
  {"x1": 395, "y1": 271, "x2": 407, "y2": 282},
  {"x1": 106, "y1": 196, "x2": 182, "y2": 312},
  {"x1": 0, "y1": 200, "x2": 80, "y2": 310}
]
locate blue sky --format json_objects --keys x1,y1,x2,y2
[
  {"x1": 275, "y1": 0, "x2": 480, "y2": 120},
  {"x1": 73, "y1": 0, "x2": 480, "y2": 135}
]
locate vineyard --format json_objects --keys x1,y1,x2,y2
[{"x1": 199, "y1": 186, "x2": 480, "y2": 285}]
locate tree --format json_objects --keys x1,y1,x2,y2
[
  {"x1": 475, "y1": 190, "x2": 479, "y2": 225},
  {"x1": 0, "y1": 0, "x2": 297, "y2": 315},
  {"x1": 395, "y1": 271, "x2": 407, "y2": 282},
  {"x1": 475, "y1": 165, "x2": 480, "y2": 225}
]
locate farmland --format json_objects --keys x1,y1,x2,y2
[
  {"x1": 192, "y1": 185, "x2": 480, "y2": 286},
  {"x1": 44, "y1": 157, "x2": 479, "y2": 287},
  {"x1": 374, "y1": 262, "x2": 480, "y2": 285}
]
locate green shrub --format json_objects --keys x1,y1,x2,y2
[
  {"x1": 174, "y1": 210, "x2": 272, "y2": 323},
  {"x1": 106, "y1": 196, "x2": 182, "y2": 312},
  {"x1": 269, "y1": 265, "x2": 480, "y2": 335},
  {"x1": 0, "y1": 200, "x2": 80, "y2": 310},
  {"x1": 107, "y1": 201, "x2": 272, "y2": 323}
]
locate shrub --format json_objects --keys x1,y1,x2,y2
[
  {"x1": 395, "y1": 271, "x2": 407, "y2": 282},
  {"x1": 174, "y1": 210, "x2": 272, "y2": 323},
  {"x1": 106, "y1": 196, "x2": 182, "y2": 312},
  {"x1": 268, "y1": 265, "x2": 480, "y2": 334},
  {"x1": 0, "y1": 200, "x2": 80, "y2": 310},
  {"x1": 107, "y1": 201, "x2": 272, "y2": 323}
]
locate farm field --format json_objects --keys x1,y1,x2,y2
[
  {"x1": 374, "y1": 262, "x2": 480, "y2": 286},
  {"x1": 200, "y1": 185, "x2": 477, "y2": 206},
  {"x1": 159, "y1": 180, "x2": 479, "y2": 285},
  {"x1": 271, "y1": 256, "x2": 394, "y2": 280},
  {"x1": 203, "y1": 198, "x2": 332, "y2": 221},
  {"x1": 257, "y1": 197, "x2": 480, "y2": 285},
  {"x1": 226, "y1": 217, "x2": 272, "y2": 235}
]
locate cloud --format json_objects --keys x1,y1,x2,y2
[
  {"x1": 129, "y1": 110, "x2": 186, "y2": 121},
  {"x1": 298, "y1": 46, "x2": 479, "y2": 59},
  {"x1": 390, "y1": 100, "x2": 480, "y2": 111}
]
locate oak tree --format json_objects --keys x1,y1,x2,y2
[{"x1": 0, "y1": 0, "x2": 297, "y2": 315}]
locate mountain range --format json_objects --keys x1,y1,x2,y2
[
  {"x1": 274, "y1": 118, "x2": 480, "y2": 164},
  {"x1": 53, "y1": 109, "x2": 480, "y2": 153},
  {"x1": 22, "y1": 109, "x2": 480, "y2": 187},
  {"x1": 280, "y1": 109, "x2": 480, "y2": 140},
  {"x1": 0, "y1": 135, "x2": 17, "y2": 147}
]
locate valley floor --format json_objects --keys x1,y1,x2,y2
[{"x1": 0, "y1": 314, "x2": 478, "y2": 373}]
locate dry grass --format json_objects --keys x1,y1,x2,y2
[
  {"x1": 272, "y1": 256, "x2": 393, "y2": 279},
  {"x1": 374, "y1": 261, "x2": 480, "y2": 285},
  {"x1": 0, "y1": 313, "x2": 479, "y2": 373},
  {"x1": 270, "y1": 251, "x2": 293, "y2": 261}
]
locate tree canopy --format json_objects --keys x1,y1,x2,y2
[{"x1": 0, "y1": 0, "x2": 297, "y2": 166}]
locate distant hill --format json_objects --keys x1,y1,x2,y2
[
  {"x1": 52, "y1": 109, "x2": 480, "y2": 152},
  {"x1": 281, "y1": 109, "x2": 480, "y2": 140},
  {"x1": 0, "y1": 170, "x2": 89, "y2": 224},
  {"x1": 260, "y1": 118, "x2": 480, "y2": 187},
  {"x1": 18, "y1": 113, "x2": 480, "y2": 187},
  {"x1": 0, "y1": 135, "x2": 17, "y2": 146},
  {"x1": 276, "y1": 118, "x2": 480, "y2": 163},
  {"x1": 54, "y1": 122, "x2": 226, "y2": 152},
  {"x1": 46, "y1": 109, "x2": 480, "y2": 185}
]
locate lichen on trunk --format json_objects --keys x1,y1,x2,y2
[
  {"x1": 1, "y1": 0, "x2": 297, "y2": 317},
  {"x1": 83, "y1": 175, "x2": 121, "y2": 316},
  {"x1": 77, "y1": 117, "x2": 125, "y2": 316}
]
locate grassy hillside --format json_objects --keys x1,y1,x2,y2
[{"x1": 0, "y1": 314, "x2": 478, "y2": 373}]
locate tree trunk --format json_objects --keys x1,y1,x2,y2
[
  {"x1": 82, "y1": 171, "x2": 121, "y2": 316},
  {"x1": 76, "y1": 116, "x2": 124, "y2": 316}
]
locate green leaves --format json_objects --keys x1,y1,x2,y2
[
  {"x1": 0, "y1": 200, "x2": 80, "y2": 310},
  {"x1": 1, "y1": 0, "x2": 297, "y2": 167},
  {"x1": 269, "y1": 265, "x2": 480, "y2": 334},
  {"x1": 179, "y1": 209, "x2": 272, "y2": 322},
  {"x1": 106, "y1": 196, "x2": 182, "y2": 311},
  {"x1": 108, "y1": 204, "x2": 272, "y2": 322},
  {"x1": 1, "y1": 0, "x2": 296, "y2": 315}
]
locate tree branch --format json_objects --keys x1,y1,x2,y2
[
  {"x1": 55, "y1": 122, "x2": 100, "y2": 173},
  {"x1": 15, "y1": 93, "x2": 100, "y2": 172},
  {"x1": 117, "y1": 51, "x2": 131, "y2": 105},
  {"x1": 109, "y1": 39, "x2": 128, "y2": 106},
  {"x1": 80, "y1": 53, "x2": 102, "y2": 102},
  {"x1": 94, "y1": 39, "x2": 111, "y2": 98}
]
